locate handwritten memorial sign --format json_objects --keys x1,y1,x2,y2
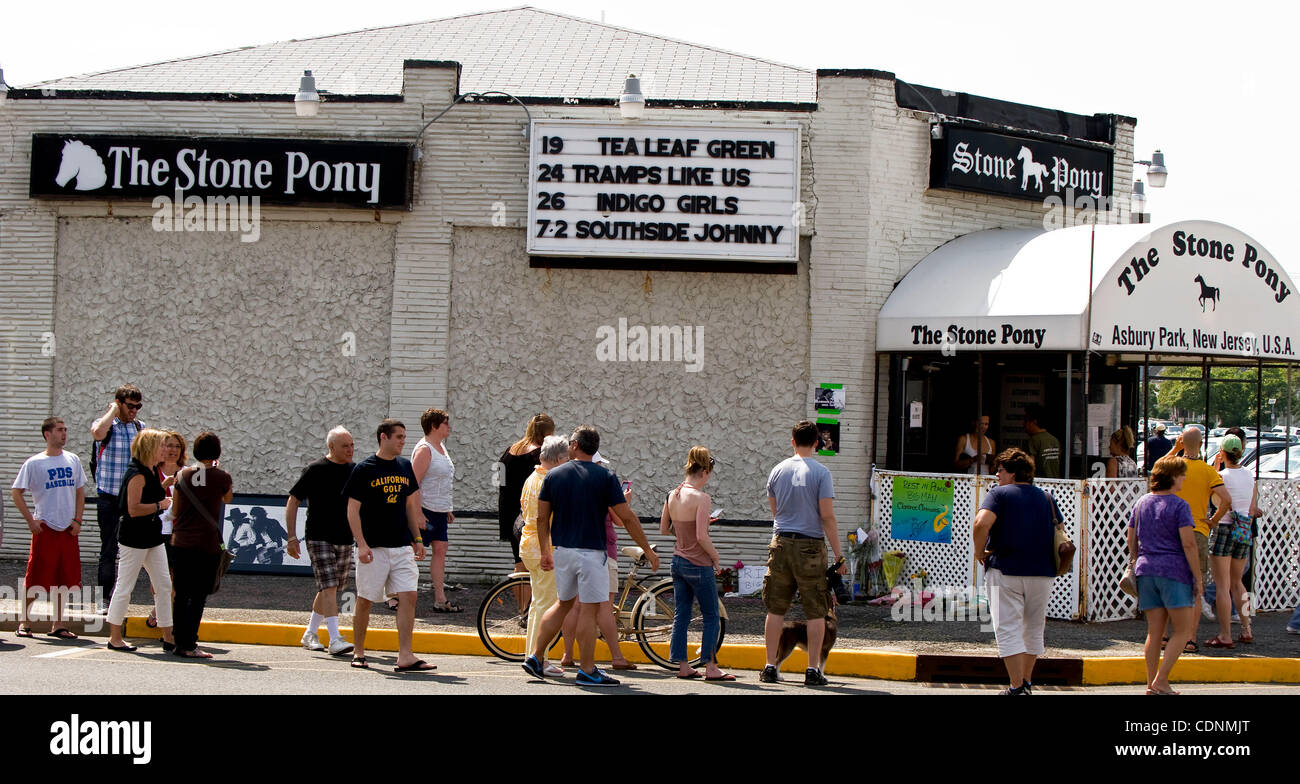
[{"x1": 890, "y1": 476, "x2": 954, "y2": 544}]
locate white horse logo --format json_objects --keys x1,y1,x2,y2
[
  {"x1": 54, "y1": 140, "x2": 107, "y2": 191},
  {"x1": 1017, "y1": 146, "x2": 1048, "y2": 192}
]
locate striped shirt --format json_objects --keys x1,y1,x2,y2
[{"x1": 95, "y1": 418, "x2": 144, "y2": 495}]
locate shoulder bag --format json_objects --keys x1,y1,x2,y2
[{"x1": 174, "y1": 466, "x2": 236, "y2": 594}]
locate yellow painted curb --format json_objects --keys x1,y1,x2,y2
[
  {"x1": 1083, "y1": 656, "x2": 1300, "y2": 685},
  {"x1": 121, "y1": 617, "x2": 917, "y2": 679}
]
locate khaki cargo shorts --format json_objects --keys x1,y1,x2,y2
[{"x1": 763, "y1": 534, "x2": 829, "y2": 619}]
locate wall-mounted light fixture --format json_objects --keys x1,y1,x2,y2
[
  {"x1": 1135, "y1": 149, "x2": 1168, "y2": 188},
  {"x1": 619, "y1": 74, "x2": 645, "y2": 120},
  {"x1": 294, "y1": 70, "x2": 320, "y2": 117},
  {"x1": 1130, "y1": 179, "x2": 1148, "y2": 224}
]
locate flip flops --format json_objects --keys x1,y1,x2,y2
[
  {"x1": 350, "y1": 656, "x2": 368, "y2": 669},
  {"x1": 47, "y1": 629, "x2": 78, "y2": 640},
  {"x1": 1145, "y1": 687, "x2": 1180, "y2": 695},
  {"x1": 145, "y1": 609, "x2": 157, "y2": 628},
  {"x1": 394, "y1": 659, "x2": 437, "y2": 672},
  {"x1": 15, "y1": 628, "x2": 35, "y2": 638},
  {"x1": 610, "y1": 661, "x2": 638, "y2": 670},
  {"x1": 1204, "y1": 637, "x2": 1235, "y2": 649},
  {"x1": 1236, "y1": 632, "x2": 1254, "y2": 644},
  {"x1": 705, "y1": 672, "x2": 737, "y2": 681},
  {"x1": 676, "y1": 671, "x2": 702, "y2": 679}
]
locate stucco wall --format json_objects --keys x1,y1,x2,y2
[
  {"x1": 52, "y1": 217, "x2": 395, "y2": 495},
  {"x1": 446, "y1": 226, "x2": 810, "y2": 521}
]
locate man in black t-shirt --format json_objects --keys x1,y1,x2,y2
[
  {"x1": 286, "y1": 426, "x2": 356, "y2": 656},
  {"x1": 343, "y1": 419, "x2": 432, "y2": 672}
]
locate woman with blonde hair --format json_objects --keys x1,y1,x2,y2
[
  {"x1": 1105, "y1": 426, "x2": 1140, "y2": 478},
  {"x1": 105, "y1": 428, "x2": 174, "y2": 652},
  {"x1": 146, "y1": 429, "x2": 187, "y2": 630},
  {"x1": 660, "y1": 446, "x2": 730, "y2": 680}
]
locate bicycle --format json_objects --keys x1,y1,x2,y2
[{"x1": 476, "y1": 544, "x2": 727, "y2": 669}]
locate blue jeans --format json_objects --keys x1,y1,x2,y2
[{"x1": 670, "y1": 556, "x2": 721, "y2": 665}]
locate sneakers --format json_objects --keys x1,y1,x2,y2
[
  {"x1": 543, "y1": 663, "x2": 565, "y2": 676},
  {"x1": 997, "y1": 683, "x2": 1030, "y2": 695},
  {"x1": 1024, "y1": 680, "x2": 1034, "y2": 694},
  {"x1": 804, "y1": 668, "x2": 829, "y2": 686},
  {"x1": 575, "y1": 668, "x2": 620, "y2": 687},
  {"x1": 521, "y1": 654, "x2": 546, "y2": 679},
  {"x1": 760, "y1": 665, "x2": 779, "y2": 683},
  {"x1": 327, "y1": 638, "x2": 354, "y2": 656},
  {"x1": 300, "y1": 631, "x2": 325, "y2": 651},
  {"x1": 1201, "y1": 602, "x2": 1216, "y2": 622},
  {"x1": 1286, "y1": 626, "x2": 1300, "y2": 635}
]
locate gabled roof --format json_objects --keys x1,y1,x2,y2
[{"x1": 30, "y1": 6, "x2": 815, "y2": 103}]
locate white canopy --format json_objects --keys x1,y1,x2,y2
[{"x1": 877, "y1": 220, "x2": 1299, "y2": 361}]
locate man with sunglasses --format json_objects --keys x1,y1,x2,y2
[{"x1": 89, "y1": 384, "x2": 145, "y2": 611}]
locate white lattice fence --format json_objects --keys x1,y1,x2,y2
[
  {"x1": 1254, "y1": 478, "x2": 1300, "y2": 612},
  {"x1": 873, "y1": 471, "x2": 978, "y2": 599},
  {"x1": 873, "y1": 471, "x2": 1081, "y2": 620},
  {"x1": 1084, "y1": 478, "x2": 1147, "y2": 621}
]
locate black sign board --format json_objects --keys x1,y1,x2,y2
[
  {"x1": 29, "y1": 134, "x2": 412, "y2": 208},
  {"x1": 930, "y1": 125, "x2": 1113, "y2": 204}
]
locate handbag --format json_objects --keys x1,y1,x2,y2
[
  {"x1": 1052, "y1": 524, "x2": 1077, "y2": 577},
  {"x1": 1227, "y1": 511, "x2": 1253, "y2": 546},
  {"x1": 211, "y1": 548, "x2": 236, "y2": 594},
  {"x1": 1119, "y1": 501, "x2": 1143, "y2": 597}
]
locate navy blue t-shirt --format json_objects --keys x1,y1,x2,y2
[
  {"x1": 538, "y1": 460, "x2": 624, "y2": 552},
  {"x1": 343, "y1": 455, "x2": 419, "y2": 548},
  {"x1": 980, "y1": 483, "x2": 1061, "y2": 577}
]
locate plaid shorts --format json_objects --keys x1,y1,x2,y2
[{"x1": 307, "y1": 540, "x2": 353, "y2": 591}]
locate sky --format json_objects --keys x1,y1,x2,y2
[{"x1": 3, "y1": 0, "x2": 1295, "y2": 271}]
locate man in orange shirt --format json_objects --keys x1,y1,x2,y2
[{"x1": 1171, "y1": 428, "x2": 1230, "y2": 651}]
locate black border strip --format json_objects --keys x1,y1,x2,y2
[{"x1": 529, "y1": 256, "x2": 797, "y2": 275}]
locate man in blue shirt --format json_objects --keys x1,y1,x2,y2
[
  {"x1": 522, "y1": 425, "x2": 659, "y2": 687},
  {"x1": 761, "y1": 420, "x2": 847, "y2": 686},
  {"x1": 88, "y1": 384, "x2": 144, "y2": 611}
]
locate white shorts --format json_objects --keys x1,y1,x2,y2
[
  {"x1": 355, "y1": 546, "x2": 419, "y2": 603},
  {"x1": 986, "y1": 568, "x2": 1054, "y2": 658},
  {"x1": 554, "y1": 547, "x2": 608, "y2": 604}
]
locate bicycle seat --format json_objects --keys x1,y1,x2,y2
[{"x1": 621, "y1": 544, "x2": 656, "y2": 561}]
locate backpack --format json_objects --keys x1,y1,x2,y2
[{"x1": 90, "y1": 420, "x2": 142, "y2": 481}]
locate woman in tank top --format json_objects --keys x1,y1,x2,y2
[
  {"x1": 659, "y1": 446, "x2": 730, "y2": 681},
  {"x1": 412, "y1": 408, "x2": 458, "y2": 612},
  {"x1": 954, "y1": 415, "x2": 995, "y2": 475},
  {"x1": 1205, "y1": 435, "x2": 1261, "y2": 648},
  {"x1": 1105, "y1": 426, "x2": 1141, "y2": 478}
]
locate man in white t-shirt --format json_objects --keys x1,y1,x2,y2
[{"x1": 10, "y1": 416, "x2": 86, "y2": 639}]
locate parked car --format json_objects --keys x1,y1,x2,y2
[{"x1": 1257, "y1": 445, "x2": 1300, "y2": 478}]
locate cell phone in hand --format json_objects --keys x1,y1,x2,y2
[
  {"x1": 709, "y1": 508, "x2": 722, "y2": 520},
  {"x1": 622, "y1": 480, "x2": 631, "y2": 494}
]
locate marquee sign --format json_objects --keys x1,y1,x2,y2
[
  {"x1": 29, "y1": 134, "x2": 412, "y2": 208},
  {"x1": 526, "y1": 121, "x2": 799, "y2": 262},
  {"x1": 930, "y1": 125, "x2": 1113, "y2": 204},
  {"x1": 1090, "y1": 221, "x2": 1297, "y2": 359}
]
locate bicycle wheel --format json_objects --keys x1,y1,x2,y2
[
  {"x1": 476, "y1": 576, "x2": 532, "y2": 661},
  {"x1": 632, "y1": 580, "x2": 726, "y2": 670}
]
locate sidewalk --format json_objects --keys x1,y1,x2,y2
[{"x1": 2, "y1": 559, "x2": 1297, "y2": 683}]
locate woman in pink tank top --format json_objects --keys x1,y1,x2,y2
[{"x1": 659, "y1": 446, "x2": 730, "y2": 681}]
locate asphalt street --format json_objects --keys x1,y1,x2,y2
[{"x1": 4, "y1": 635, "x2": 1299, "y2": 696}]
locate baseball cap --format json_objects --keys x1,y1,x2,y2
[{"x1": 1219, "y1": 434, "x2": 1243, "y2": 455}]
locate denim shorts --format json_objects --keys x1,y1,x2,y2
[{"x1": 1137, "y1": 574, "x2": 1194, "y2": 610}]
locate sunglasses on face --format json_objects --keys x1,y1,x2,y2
[{"x1": 123, "y1": 402, "x2": 143, "y2": 411}]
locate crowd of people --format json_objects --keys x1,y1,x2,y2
[
  {"x1": 6, "y1": 383, "x2": 849, "y2": 688},
  {"x1": 8, "y1": 382, "x2": 1297, "y2": 692}
]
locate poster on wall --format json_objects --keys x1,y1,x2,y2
[
  {"x1": 223, "y1": 494, "x2": 313, "y2": 575},
  {"x1": 527, "y1": 120, "x2": 800, "y2": 263},
  {"x1": 890, "y1": 476, "x2": 954, "y2": 544},
  {"x1": 815, "y1": 383, "x2": 845, "y2": 414},
  {"x1": 816, "y1": 419, "x2": 840, "y2": 456}
]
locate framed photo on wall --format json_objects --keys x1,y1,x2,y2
[{"x1": 223, "y1": 494, "x2": 313, "y2": 575}]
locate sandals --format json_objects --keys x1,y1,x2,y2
[
  {"x1": 350, "y1": 656, "x2": 369, "y2": 669},
  {"x1": 1236, "y1": 632, "x2": 1254, "y2": 644},
  {"x1": 1160, "y1": 637, "x2": 1197, "y2": 653},
  {"x1": 705, "y1": 672, "x2": 738, "y2": 681},
  {"x1": 1145, "y1": 687, "x2": 1180, "y2": 695},
  {"x1": 47, "y1": 629, "x2": 78, "y2": 640},
  {"x1": 431, "y1": 601, "x2": 463, "y2": 613},
  {"x1": 394, "y1": 659, "x2": 437, "y2": 672},
  {"x1": 1204, "y1": 636, "x2": 1236, "y2": 649},
  {"x1": 15, "y1": 628, "x2": 35, "y2": 638},
  {"x1": 610, "y1": 660, "x2": 638, "y2": 671},
  {"x1": 145, "y1": 609, "x2": 158, "y2": 628},
  {"x1": 677, "y1": 670, "x2": 703, "y2": 679}
]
